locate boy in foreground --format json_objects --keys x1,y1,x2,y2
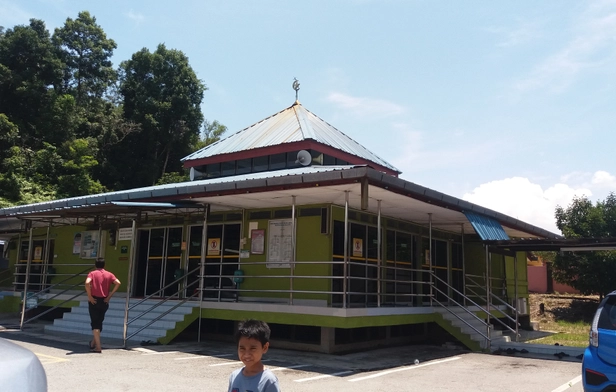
[{"x1": 229, "y1": 319, "x2": 281, "y2": 392}]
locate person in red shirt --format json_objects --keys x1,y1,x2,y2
[{"x1": 85, "y1": 258, "x2": 121, "y2": 353}]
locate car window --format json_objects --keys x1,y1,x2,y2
[{"x1": 598, "y1": 295, "x2": 616, "y2": 331}]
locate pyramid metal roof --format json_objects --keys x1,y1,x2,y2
[{"x1": 182, "y1": 101, "x2": 399, "y2": 173}]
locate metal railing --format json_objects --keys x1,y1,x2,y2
[
  {"x1": 16, "y1": 264, "x2": 93, "y2": 329},
  {"x1": 124, "y1": 266, "x2": 202, "y2": 345}
]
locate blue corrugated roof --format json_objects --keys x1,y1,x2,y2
[{"x1": 464, "y1": 211, "x2": 510, "y2": 241}]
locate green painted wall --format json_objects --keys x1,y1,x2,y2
[{"x1": 238, "y1": 206, "x2": 332, "y2": 302}]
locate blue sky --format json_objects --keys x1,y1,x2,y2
[{"x1": 2, "y1": 0, "x2": 615, "y2": 234}]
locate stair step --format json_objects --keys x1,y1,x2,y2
[{"x1": 43, "y1": 298, "x2": 197, "y2": 343}]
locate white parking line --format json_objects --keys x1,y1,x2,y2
[
  {"x1": 348, "y1": 356, "x2": 461, "y2": 382},
  {"x1": 175, "y1": 353, "x2": 233, "y2": 360},
  {"x1": 269, "y1": 364, "x2": 310, "y2": 372},
  {"x1": 550, "y1": 375, "x2": 582, "y2": 392},
  {"x1": 295, "y1": 370, "x2": 354, "y2": 382},
  {"x1": 141, "y1": 351, "x2": 179, "y2": 355},
  {"x1": 132, "y1": 347, "x2": 156, "y2": 353},
  {"x1": 210, "y1": 359, "x2": 271, "y2": 367}
]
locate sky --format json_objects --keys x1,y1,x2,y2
[{"x1": 1, "y1": 0, "x2": 615, "y2": 235}]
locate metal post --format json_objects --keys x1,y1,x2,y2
[
  {"x1": 461, "y1": 224, "x2": 466, "y2": 306},
  {"x1": 290, "y1": 196, "x2": 296, "y2": 305},
  {"x1": 19, "y1": 226, "x2": 34, "y2": 330},
  {"x1": 42, "y1": 222, "x2": 51, "y2": 293},
  {"x1": 428, "y1": 213, "x2": 433, "y2": 307},
  {"x1": 343, "y1": 191, "x2": 349, "y2": 308},
  {"x1": 485, "y1": 245, "x2": 491, "y2": 351},
  {"x1": 123, "y1": 219, "x2": 138, "y2": 348},
  {"x1": 514, "y1": 252, "x2": 519, "y2": 342},
  {"x1": 377, "y1": 200, "x2": 382, "y2": 307},
  {"x1": 197, "y1": 205, "x2": 209, "y2": 343},
  {"x1": 97, "y1": 219, "x2": 103, "y2": 259}
]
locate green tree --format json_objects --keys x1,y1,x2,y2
[
  {"x1": 553, "y1": 193, "x2": 616, "y2": 298},
  {"x1": 0, "y1": 19, "x2": 64, "y2": 148},
  {"x1": 52, "y1": 11, "x2": 117, "y2": 108},
  {"x1": 110, "y1": 44, "x2": 205, "y2": 189},
  {"x1": 194, "y1": 119, "x2": 227, "y2": 150}
]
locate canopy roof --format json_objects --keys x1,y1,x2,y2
[{"x1": 0, "y1": 166, "x2": 560, "y2": 242}]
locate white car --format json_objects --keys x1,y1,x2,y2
[{"x1": 0, "y1": 337, "x2": 47, "y2": 391}]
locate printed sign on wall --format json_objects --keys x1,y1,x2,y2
[
  {"x1": 207, "y1": 238, "x2": 221, "y2": 255},
  {"x1": 352, "y1": 238, "x2": 363, "y2": 257}
]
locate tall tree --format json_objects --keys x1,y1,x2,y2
[
  {"x1": 552, "y1": 193, "x2": 616, "y2": 298},
  {"x1": 52, "y1": 11, "x2": 117, "y2": 109},
  {"x1": 111, "y1": 44, "x2": 205, "y2": 188},
  {"x1": 0, "y1": 19, "x2": 64, "y2": 148}
]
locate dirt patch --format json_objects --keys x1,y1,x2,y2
[{"x1": 529, "y1": 293, "x2": 600, "y2": 326}]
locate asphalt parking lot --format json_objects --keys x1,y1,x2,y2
[{"x1": 0, "y1": 325, "x2": 585, "y2": 392}]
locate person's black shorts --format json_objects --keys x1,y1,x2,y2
[{"x1": 88, "y1": 297, "x2": 109, "y2": 331}]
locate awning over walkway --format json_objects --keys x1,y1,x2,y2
[{"x1": 464, "y1": 211, "x2": 510, "y2": 241}]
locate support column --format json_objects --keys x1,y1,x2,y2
[
  {"x1": 461, "y1": 224, "x2": 466, "y2": 306},
  {"x1": 343, "y1": 191, "x2": 349, "y2": 309},
  {"x1": 41, "y1": 222, "x2": 52, "y2": 293},
  {"x1": 198, "y1": 205, "x2": 209, "y2": 342},
  {"x1": 377, "y1": 200, "x2": 382, "y2": 308},
  {"x1": 514, "y1": 251, "x2": 519, "y2": 342},
  {"x1": 485, "y1": 245, "x2": 491, "y2": 351},
  {"x1": 19, "y1": 225, "x2": 34, "y2": 330},
  {"x1": 290, "y1": 196, "x2": 296, "y2": 305},
  {"x1": 320, "y1": 327, "x2": 335, "y2": 354},
  {"x1": 123, "y1": 218, "x2": 138, "y2": 348},
  {"x1": 428, "y1": 213, "x2": 433, "y2": 307}
]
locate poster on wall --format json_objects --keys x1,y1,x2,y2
[
  {"x1": 352, "y1": 238, "x2": 363, "y2": 257},
  {"x1": 207, "y1": 238, "x2": 221, "y2": 255},
  {"x1": 72, "y1": 233, "x2": 82, "y2": 254},
  {"x1": 251, "y1": 229, "x2": 265, "y2": 254},
  {"x1": 80, "y1": 231, "x2": 101, "y2": 259},
  {"x1": 267, "y1": 219, "x2": 294, "y2": 268}
]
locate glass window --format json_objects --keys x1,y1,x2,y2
[
  {"x1": 236, "y1": 158, "x2": 251, "y2": 174},
  {"x1": 221, "y1": 161, "x2": 235, "y2": 176},
  {"x1": 206, "y1": 163, "x2": 220, "y2": 177},
  {"x1": 598, "y1": 296, "x2": 616, "y2": 331},
  {"x1": 287, "y1": 151, "x2": 300, "y2": 167},
  {"x1": 336, "y1": 158, "x2": 349, "y2": 165},
  {"x1": 270, "y1": 153, "x2": 286, "y2": 170},
  {"x1": 253, "y1": 156, "x2": 268, "y2": 172},
  {"x1": 323, "y1": 154, "x2": 336, "y2": 165}
]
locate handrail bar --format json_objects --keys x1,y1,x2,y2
[
  {"x1": 431, "y1": 295, "x2": 489, "y2": 341},
  {"x1": 20, "y1": 267, "x2": 93, "y2": 327},
  {"x1": 127, "y1": 266, "x2": 201, "y2": 319},
  {"x1": 21, "y1": 291, "x2": 85, "y2": 326},
  {"x1": 432, "y1": 273, "x2": 489, "y2": 312},
  {"x1": 465, "y1": 274, "x2": 518, "y2": 335},
  {"x1": 125, "y1": 282, "x2": 200, "y2": 341}
]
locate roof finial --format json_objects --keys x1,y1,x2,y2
[{"x1": 292, "y1": 78, "x2": 300, "y2": 102}]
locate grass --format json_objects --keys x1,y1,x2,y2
[{"x1": 527, "y1": 320, "x2": 590, "y2": 347}]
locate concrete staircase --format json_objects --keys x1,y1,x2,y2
[
  {"x1": 435, "y1": 306, "x2": 510, "y2": 350},
  {"x1": 44, "y1": 298, "x2": 200, "y2": 344}
]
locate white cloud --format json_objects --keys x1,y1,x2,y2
[
  {"x1": 515, "y1": 1, "x2": 616, "y2": 92},
  {"x1": 125, "y1": 10, "x2": 145, "y2": 25},
  {"x1": 326, "y1": 92, "x2": 405, "y2": 118},
  {"x1": 591, "y1": 170, "x2": 616, "y2": 188},
  {"x1": 462, "y1": 176, "x2": 594, "y2": 235}
]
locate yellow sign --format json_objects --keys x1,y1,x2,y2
[
  {"x1": 207, "y1": 238, "x2": 221, "y2": 255},
  {"x1": 352, "y1": 238, "x2": 363, "y2": 257}
]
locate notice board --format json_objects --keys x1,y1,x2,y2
[{"x1": 267, "y1": 219, "x2": 294, "y2": 268}]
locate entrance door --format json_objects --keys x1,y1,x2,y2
[
  {"x1": 202, "y1": 223, "x2": 241, "y2": 300},
  {"x1": 136, "y1": 227, "x2": 184, "y2": 298}
]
